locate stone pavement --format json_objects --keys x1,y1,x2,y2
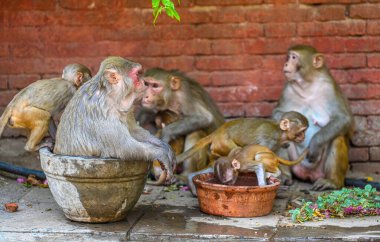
[{"x1": 0, "y1": 138, "x2": 380, "y2": 241}]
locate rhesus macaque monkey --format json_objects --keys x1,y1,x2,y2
[
  {"x1": 0, "y1": 64, "x2": 91, "y2": 151},
  {"x1": 141, "y1": 68, "x2": 225, "y2": 181},
  {"x1": 214, "y1": 145, "x2": 308, "y2": 186},
  {"x1": 273, "y1": 45, "x2": 354, "y2": 191},
  {"x1": 54, "y1": 57, "x2": 176, "y2": 184},
  {"x1": 177, "y1": 111, "x2": 308, "y2": 195}
]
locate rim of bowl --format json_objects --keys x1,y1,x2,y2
[{"x1": 193, "y1": 172, "x2": 280, "y2": 192}]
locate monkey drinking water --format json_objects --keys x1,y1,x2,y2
[
  {"x1": 273, "y1": 45, "x2": 354, "y2": 191},
  {"x1": 214, "y1": 145, "x2": 308, "y2": 186},
  {"x1": 0, "y1": 63, "x2": 92, "y2": 151},
  {"x1": 54, "y1": 57, "x2": 176, "y2": 184},
  {"x1": 178, "y1": 111, "x2": 308, "y2": 195}
]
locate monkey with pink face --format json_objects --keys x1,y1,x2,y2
[{"x1": 54, "y1": 57, "x2": 176, "y2": 184}]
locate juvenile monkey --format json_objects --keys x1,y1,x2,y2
[
  {"x1": 0, "y1": 64, "x2": 91, "y2": 151},
  {"x1": 178, "y1": 111, "x2": 309, "y2": 195},
  {"x1": 178, "y1": 111, "x2": 308, "y2": 164},
  {"x1": 214, "y1": 145, "x2": 308, "y2": 186},
  {"x1": 54, "y1": 57, "x2": 176, "y2": 184},
  {"x1": 273, "y1": 45, "x2": 354, "y2": 190}
]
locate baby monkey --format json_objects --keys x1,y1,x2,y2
[
  {"x1": 0, "y1": 63, "x2": 91, "y2": 151},
  {"x1": 214, "y1": 145, "x2": 308, "y2": 186}
]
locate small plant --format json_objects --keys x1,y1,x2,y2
[
  {"x1": 289, "y1": 185, "x2": 380, "y2": 223},
  {"x1": 152, "y1": 0, "x2": 181, "y2": 24}
]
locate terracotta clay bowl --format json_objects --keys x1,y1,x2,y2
[
  {"x1": 193, "y1": 172, "x2": 280, "y2": 218},
  {"x1": 40, "y1": 148, "x2": 150, "y2": 223}
]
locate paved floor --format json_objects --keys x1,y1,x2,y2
[{"x1": 0, "y1": 138, "x2": 380, "y2": 241}]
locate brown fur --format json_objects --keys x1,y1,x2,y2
[
  {"x1": 273, "y1": 45, "x2": 354, "y2": 190},
  {"x1": 0, "y1": 63, "x2": 91, "y2": 151}
]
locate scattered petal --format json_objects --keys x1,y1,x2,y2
[
  {"x1": 5, "y1": 203, "x2": 18, "y2": 212},
  {"x1": 16, "y1": 177, "x2": 27, "y2": 183}
]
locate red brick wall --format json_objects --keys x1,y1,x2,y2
[{"x1": 0, "y1": 0, "x2": 379, "y2": 169}]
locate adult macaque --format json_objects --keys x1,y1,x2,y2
[
  {"x1": 141, "y1": 68, "x2": 225, "y2": 180},
  {"x1": 54, "y1": 57, "x2": 176, "y2": 184},
  {"x1": 177, "y1": 111, "x2": 308, "y2": 195},
  {"x1": 0, "y1": 64, "x2": 91, "y2": 151},
  {"x1": 273, "y1": 45, "x2": 354, "y2": 191},
  {"x1": 214, "y1": 145, "x2": 308, "y2": 186}
]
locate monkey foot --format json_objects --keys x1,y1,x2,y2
[
  {"x1": 37, "y1": 141, "x2": 55, "y2": 152},
  {"x1": 311, "y1": 178, "x2": 338, "y2": 191}
]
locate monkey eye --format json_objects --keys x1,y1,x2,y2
[{"x1": 152, "y1": 83, "x2": 159, "y2": 88}]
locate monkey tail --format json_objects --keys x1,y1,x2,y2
[
  {"x1": 176, "y1": 134, "x2": 213, "y2": 164},
  {"x1": 277, "y1": 149, "x2": 308, "y2": 166},
  {"x1": 0, "y1": 106, "x2": 11, "y2": 138}
]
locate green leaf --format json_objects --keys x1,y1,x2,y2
[
  {"x1": 151, "y1": 0, "x2": 181, "y2": 24},
  {"x1": 152, "y1": 0, "x2": 161, "y2": 9},
  {"x1": 166, "y1": 7, "x2": 174, "y2": 17},
  {"x1": 290, "y1": 209, "x2": 300, "y2": 222},
  {"x1": 172, "y1": 10, "x2": 180, "y2": 21},
  {"x1": 365, "y1": 184, "x2": 372, "y2": 192},
  {"x1": 162, "y1": 0, "x2": 175, "y2": 7}
]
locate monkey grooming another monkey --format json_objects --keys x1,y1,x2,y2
[
  {"x1": 214, "y1": 145, "x2": 308, "y2": 186},
  {"x1": 177, "y1": 111, "x2": 309, "y2": 195},
  {"x1": 54, "y1": 57, "x2": 176, "y2": 184},
  {"x1": 273, "y1": 45, "x2": 354, "y2": 191},
  {"x1": 0, "y1": 63, "x2": 92, "y2": 151},
  {"x1": 140, "y1": 68, "x2": 225, "y2": 182}
]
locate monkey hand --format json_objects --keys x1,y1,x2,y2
[
  {"x1": 307, "y1": 137, "x2": 323, "y2": 163},
  {"x1": 161, "y1": 141, "x2": 177, "y2": 182}
]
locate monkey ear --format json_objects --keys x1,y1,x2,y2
[
  {"x1": 170, "y1": 76, "x2": 181, "y2": 90},
  {"x1": 74, "y1": 72, "x2": 84, "y2": 87},
  {"x1": 279, "y1": 118, "x2": 290, "y2": 131},
  {"x1": 313, "y1": 54, "x2": 324, "y2": 69},
  {"x1": 105, "y1": 69, "x2": 121, "y2": 85},
  {"x1": 231, "y1": 159, "x2": 241, "y2": 170}
]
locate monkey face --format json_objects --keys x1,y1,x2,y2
[
  {"x1": 283, "y1": 51, "x2": 301, "y2": 82},
  {"x1": 287, "y1": 125, "x2": 307, "y2": 143},
  {"x1": 142, "y1": 77, "x2": 165, "y2": 109},
  {"x1": 221, "y1": 168, "x2": 238, "y2": 185}
]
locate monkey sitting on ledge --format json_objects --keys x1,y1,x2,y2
[
  {"x1": 273, "y1": 44, "x2": 354, "y2": 190},
  {"x1": 214, "y1": 145, "x2": 308, "y2": 186},
  {"x1": 0, "y1": 63, "x2": 92, "y2": 151}
]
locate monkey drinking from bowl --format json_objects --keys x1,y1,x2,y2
[
  {"x1": 214, "y1": 144, "x2": 308, "y2": 186},
  {"x1": 178, "y1": 111, "x2": 309, "y2": 195}
]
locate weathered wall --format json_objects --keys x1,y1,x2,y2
[{"x1": 0, "y1": 0, "x2": 379, "y2": 171}]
